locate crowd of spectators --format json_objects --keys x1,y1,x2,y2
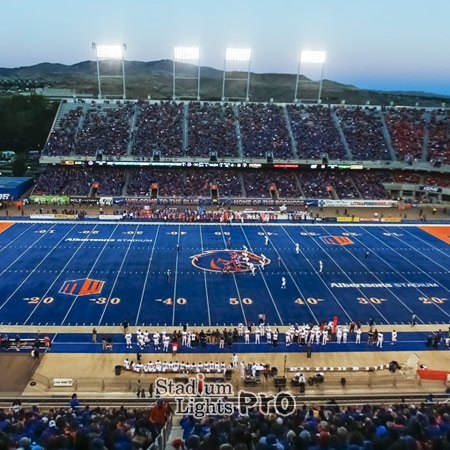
[
  {"x1": 187, "y1": 103, "x2": 239, "y2": 157},
  {"x1": 178, "y1": 401, "x2": 450, "y2": 450},
  {"x1": 33, "y1": 165, "x2": 450, "y2": 201},
  {"x1": 351, "y1": 172, "x2": 390, "y2": 200},
  {"x1": 393, "y1": 172, "x2": 421, "y2": 184},
  {"x1": 132, "y1": 102, "x2": 184, "y2": 157},
  {"x1": 76, "y1": 103, "x2": 134, "y2": 156},
  {"x1": 238, "y1": 104, "x2": 293, "y2": 159},
  {"x1": 127, "y1": 168, "x2": 183, "y2": 197},
  {"x1": 298, "y1": 172, "x2": 334, "y2": 199},
  {"x1": 287, "y1": 105, "x2": 346, "y2": 159},
  {"x1": 184, "y1": 170, "x2": 243, "y2": 198},
  {"x1": 336, "y1": 107, "x2": 390, "y2": 160},
  {"x1": 43, "y1": 101, "x2": 450, "y2": 165},
  {"x1": 0, "y1": 400, "x2": 172, "y2": 449},
  {"x1": 423, "y1": 174, "x2": 450, "y2": 188},
  {"x1": 427, "y1": 109, "x2": 450, "y2": 164},
  {"x1": 127, "y1": 169, "x2": 243, "y2": 198},
  {"x1": 243, "y1": 171, "x2": 301, "y2": 198},
  {"x1": 43, "y1": 106, "x2": 84, "y2": 156},
  {"x1": 33, "y1": 166, "x2": 126, "y2": 196},
  {"x1": 384, "y1": 108, "x2": 426, "y2": 161}
]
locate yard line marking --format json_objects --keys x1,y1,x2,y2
[
  {"x1": 98, "y1": 225, "x2": 140, "y2": 325},
  {"x1": 135, "y1": 225, "x2": 160, "y2": 325},
  {"x1": 60, "y1": 224, "x2": 120, "y2": 326},
  {"x1": 0, "y1": 224, "x2": 57, "y2": 279},
  {"x1": 0, "y1": 223, "x2": 36, "y2": 256},
  {"x1": 219, "y1": 225, "x2": 247, "y2": 325},
  {"x1": 0, "y1": 224, "x2": 75, "y2": 312},
  {"x1": 402, "y1": 227, "x2": 450, "y2": 262},
  {"x1": 23, "y1": 224, "x2": 100, "y2": 324},
  {"x1": 279, "y1": 225, "x2": 350, "y2": 323},
  {"x1": 365, "y1": 227, "x2": 450, "y2": 319},
  {"x1": 240, "y1": 225, "x2": 283, "y2": 325},
  {"x1": 331, "y1": 226, "x2": 422, "y2": 321},
  {"x1": 375, "y1": 227, "x2": 450, "y2": 286},
  {"x1": 171, "y1": 225, "x2": 181, "y2": 327},
  {"x1": 297, "y1": 225, "x2": 388, "y2": 324},
  {"x1": 260, "y1": 225, "x2": 319, "y2": 324},
  {"x1": 199, "y1": 225, "x2": 212, "y2": 326}
]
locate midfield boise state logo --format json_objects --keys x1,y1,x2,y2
[
  {"x1": 59, "y1": 278, "x2": 105, "y2": 296},
  {"x1": 191, "y1": 250, "x2": 270, "y2": 273}
]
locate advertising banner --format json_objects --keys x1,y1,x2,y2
[
  {"x1": 317, "y1": 199, "x2": 397, "y2": 208},
  {"x1": 30, "y1": 195, "x2": 70, "y2": 205}
]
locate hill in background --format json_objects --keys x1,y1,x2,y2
[{"x1": 0, "y1": 59, "x2": 449, "y2": 106}]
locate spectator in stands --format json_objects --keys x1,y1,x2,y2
[
  {"x1": 287, "y1": 105, "x2": 346, "y2": 159},
  {"x1": 238, "y1": 104, "x2": 293, "y2": 159},
  {"x1": 336, "y1": 106, "x2": 390, "y2": 160},
  {"x1": 133, "y1": 101, "x2": 184, "y2": 157},
  {"x1": 150, "y1": 400, "x2": 172, "y2": 432},
  {"x1": 187, "y1": 103, "x2": 239, "y2": 157}
]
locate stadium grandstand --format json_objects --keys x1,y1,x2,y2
[{"x1": 34, "y1": 99, "x2": 450, "y2": 204}]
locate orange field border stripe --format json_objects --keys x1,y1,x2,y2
[
  {"x1": 0, "y1": 222, "x2": 14, "y2": 234},
  {"x1": 419, "y1": 226, "x2": 450, "y2": 245}
]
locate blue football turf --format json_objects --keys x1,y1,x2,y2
[{"x1": 0, "y1": 221, "x2": 449, "y2": 327}]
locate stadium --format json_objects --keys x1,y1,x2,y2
[{"x1": 0, "y1": 2, "x2": 450, "y2": 449}]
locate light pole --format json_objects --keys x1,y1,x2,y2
[
  {"x1": 222, "y1": 48, "x2": 252, "y2": 102},
  {"x1": 173, "y1": 46, "x2": 200, "y2": 100},
  {"x1": 92, "y1": 43, "x2": 127, "y2": 100},
  {"x1": 294, "y1": 50, "x2": 326, "y2": 104}
]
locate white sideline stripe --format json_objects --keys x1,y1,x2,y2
[
  {"x1": 135, "y1": 225, "x2": 160, "y2": 325},
  {"x1": 1, "y1": 220, "x2": 448, "y2": 227},
  {"x1": 98, "y1": 225, "x2": 140, "y2": 325},
  {"x1": 280, "y1": 225, "x2": 352, "y2": 323},
  {"x1": 24, "y1": 225, "x2": 101, "y2": 324},
  {"x1": 199, "y1": 225, "x2": 212, "y2": 326},
  {"x1": 60, "y1": 225, "x2": 120, "y2": 325},
  {"x1": 0, "y1": 224, "x2": 75, "y2": 312},
  {"x1": 240, "y1": 225, "x2": 283, "y2": 325}
]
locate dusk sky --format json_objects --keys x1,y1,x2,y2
[{"x1": 1, "y1": 0, "x2": 449, "y2": 95}]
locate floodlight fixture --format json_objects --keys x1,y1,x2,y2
[
  {"x1": 173, "y1": 46, "x2": 201, "y2": 100},
  {"x1": 294, "y1": 49, "x2": 327, "y2": 104},
  {"x1": 225, "y1": 48, "x2": 251, "y2": 62},
  {"x1": 92, "y1": 42, "x2": 127, "y2": 99},
  {"x1": 174, "y1": 46, "x2": 200, "y2": 61},
  {"x1": 222, "y1": 47, "x2": 252, "y2": 101},
  {"x1": 300, "y1": 50, "x2": 326, "y2": 64},
  {"x1": 95, "y1": 44, "x2": 124, "y2": 60}
]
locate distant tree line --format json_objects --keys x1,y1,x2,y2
[{"x1": 0, "y1": 95, "x2": 57, "y2": 153}]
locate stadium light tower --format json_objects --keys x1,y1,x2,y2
[
  {"x1": 294, "y1": 50, "x2": 326, "y2": 104},
  {"x1": 222, "y1": 48, "x2": 252, "y2": 102},
  {"x1": 92, "y1": 43, "x2": 127, "y2": 99},
  {"x1": 173, "y1": 46, "x2": 200, "y2": 100}
]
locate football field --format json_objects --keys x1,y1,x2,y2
[{"x1": 0, "y1": 221, "x2": 449, "y2": 327}]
